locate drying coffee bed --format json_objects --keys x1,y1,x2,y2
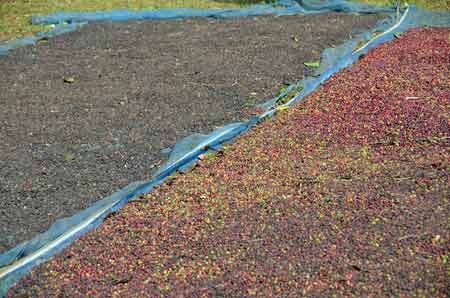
[
  {"x1": 9, "y1": 27, "x2": 449, "y2": 297},
  {"x1": 0, "y1": 12, "x2": 381, "y2": 252}
]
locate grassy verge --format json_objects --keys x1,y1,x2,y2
[
  {"x1": 351, "y1": 0, "x2": 449, "y2": 11},
  {"x1": 0, "y1": 0, "x2": 259, "y2": 41}
]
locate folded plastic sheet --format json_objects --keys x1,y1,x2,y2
[
  {"x1": 0, "y1": 22, "x2": 87, "y2": 56},
  {"x1": 30, "y1": 0, "x2": 392, "y2": 25},
  {"x1": 1, "y1": 1, "x2": 449, "y2": 296}
]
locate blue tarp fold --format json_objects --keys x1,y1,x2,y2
[{"x1": 30, "y1": 0, "x2": 393, "y2": 25}]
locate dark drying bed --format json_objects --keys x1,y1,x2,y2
[{"x1": 0, "y1": 12, "x2": 381, "y2": 252}]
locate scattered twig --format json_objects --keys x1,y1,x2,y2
[{"x1": 398, "y1": 233, "x2": 429, "y2": 242}]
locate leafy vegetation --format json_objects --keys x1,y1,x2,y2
[
  {"x1": 275, "y1": 83, "x2": 304, "y2": 106},
  {"x1": 304, "y1": 60, "x2": 320, "y2": 68}
]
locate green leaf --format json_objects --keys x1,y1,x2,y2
[
  {"x1": 37, "y1": 36, "x2": 49, "y2": 43},
  {"x1": 63, "y1": 76, "x2": 75, "y2": 84},
  {"x1": 277, "y1": 105, "x2": 289, "y2": 111},
  {"x1": 394, "y1": 32, "x2": 403, "y2": 39},
  {"x1": 64, "y1": 153, "x2": 75, "y2": 161},
  {"x1": 304, "y1": 61, "x2": 320, "y2": 68}
]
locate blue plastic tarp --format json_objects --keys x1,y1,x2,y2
[
  {"x1": 0, "y1": 22, "x2": 87, "y2": 56},
  {"x1": 30, "y1": 0, "x2": 392, "y2": 25}
]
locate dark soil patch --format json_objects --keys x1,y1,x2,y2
[{"x1": 0, "y1": 12, "x2": 381, "y2": 252}]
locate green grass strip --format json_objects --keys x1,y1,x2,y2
[
  {"x1": 350, "y1": 0, "x2": 449, "y2": 11},
  {"x1": 0, "y1": 0, "x2": 264, "y2": 41}
]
